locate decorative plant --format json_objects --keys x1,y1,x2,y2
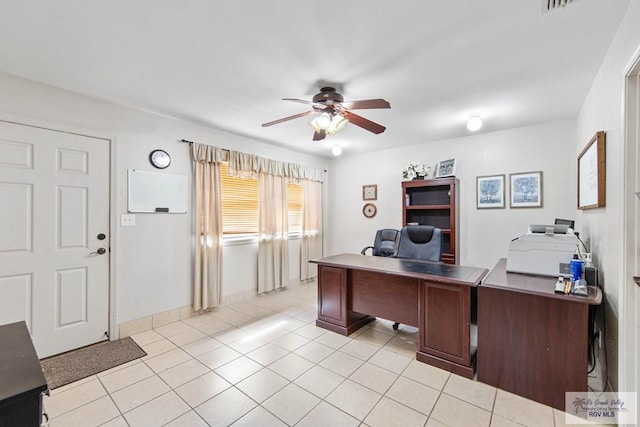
[{"x1": 402, "y1": 162, "x2": 431, "y2": 180}]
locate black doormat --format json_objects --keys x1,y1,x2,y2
[{"x1": 40, "y1": 337, "x2": 147, "y2": 389}]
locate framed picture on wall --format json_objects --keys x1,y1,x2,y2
[
  {"x1": 476, "y1": 174, "x2": 505, "y2": 209},
  {"x1": 578, "y1": 131, "x2": 606, "y2": 209},
  {"x1": 362, "y1": 184, "x2": 377, "y2": 201},
  {"x1": 436, "y1": 159, "x2": 456, "y2": 178},
  {"x1": 510, "y1": 171, "x2": 543, "y2": 208}
]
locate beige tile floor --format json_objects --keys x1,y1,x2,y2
[{"x1": 44, "y1": 282, "x2": 604, "y2": 427}]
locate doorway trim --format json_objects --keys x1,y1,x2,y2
[
  {"x1": 622, "y1": 43, "x2": 640, "y2": 398},
  {"x1": 0, "y1": 111, "x2": 119, "y2": 341}
]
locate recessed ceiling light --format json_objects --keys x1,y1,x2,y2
[
  {"x1": 331, "y1": 145, "x2": 342, "y2": 156},
  {"x1": 466, "y1": 115, "x2": 483, "y2": 132}
]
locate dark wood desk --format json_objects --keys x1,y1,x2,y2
[
  {"x1": 477, "y1": 259, "x2": 602, "y2": 411},
  {"x1": 0, "y1": 321, "x2": 48, "y2": 427},
  {"x1": 311, "y1": 254, "x2": 487, "y2": 378}
]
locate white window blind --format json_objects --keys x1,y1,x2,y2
[{"x1": 220, "y1": 163, "x2": 303, "y2": 235}]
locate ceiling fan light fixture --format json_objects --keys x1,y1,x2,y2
[
  {"x1": 314, "y1": 112, "x2": 333, "y2": 130},
  {"x1": 310, "y1": 112, "x2": 349, "y2": 135},
  {"x1": 466, "y1": 115, "x2": 483, "y2": 132},
  {"x1": 326, "y1": 114, "x2": 348, "y2": 135},
  {"x1": 331, "y1": 145, "x2": 343, "y2": 156},
  {"x1": 265, "y1": 87, "x2": 389, "y2": 141}
]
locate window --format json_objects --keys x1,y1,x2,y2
[
  {"x1": 220, "y1": 163, "x2": 303, "y2": 236},
  {"x1": 287, "y1": 181, "x2": 303, "y2": 234},
  {"x1": 220, "y1": 164, "x2": 259, "y2": 235}
]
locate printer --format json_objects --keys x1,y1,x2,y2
[{"x1": 506, "y1": 224, "x2": 578, "y2": 277}]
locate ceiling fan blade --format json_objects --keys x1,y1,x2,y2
[
  {"x1": 342, "y1": 111, "x2": 386, "y2": 134},
  {"x1": 283, "y1": 98, "x2": 328, "y2": 109},
  {"x1": 261, "y1": 110, "x2": 315, "y2": 127},
  {"x1": 341, "y1": 99, "x2": 391, "y2": 110},
  {"x1": 313, "y1": 130, "x2": 326, "y2": 141}
]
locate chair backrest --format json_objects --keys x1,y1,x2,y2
[
  {"x1": 396, "y1": 225, "x2": 442, "y2": 262},
  {"x1": 362, "y1": 228, "x2": 399, "y2": 257},
  {"x1": 554, "y1": 218, "x2": 575, "y2": 229}
]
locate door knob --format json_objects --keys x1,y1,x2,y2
[
  {"x1": 89, "y1": 248, "x2": 107, "y2": 255},
  {"x1": 634, "y1": 276, "x2": 640, "y2": 287}
]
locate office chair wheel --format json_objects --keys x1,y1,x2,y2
[{"x1": 393, "y1": 322, "x2": 399, "y2": 330}]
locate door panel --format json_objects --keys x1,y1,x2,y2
[
  {"x1": 57, "y1": 267, "x2": 88, "y2": 326},
  {"x1": 0, "y1": 182, "x2": 32, "y2": 252},
  {"x1": 0, "y1": 120, "x2": 110, "y2": 357},
  {"x1": 0, "y1": 274, "x2": 32, "y2": 329},
  {"x1": 58, "y1": 186, "x2": 88, "y2": 248}
]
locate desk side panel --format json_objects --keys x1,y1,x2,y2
[
  {"x1": 477, "y1": 286, "x2": 588, "y2": 411},
  {"x1": 0, "y1": 322, "x2": 47, "y2": 427},
  {"x1": 317, "y1": 266, "x2": 346, "y2": 325},
  {"x1": 316, "y1": 266, "x2": 373, "y2": 335},
  {"x1": 419, "y1": 281, "x2": 471, "y2": 367}
]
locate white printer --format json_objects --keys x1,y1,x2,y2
[{"x1": 506, "y1": 225, "x2": 578, "y2": 277}]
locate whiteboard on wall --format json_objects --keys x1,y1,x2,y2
[{"x1": 127, "y1": 169, "x2": 188, "y2": 213}]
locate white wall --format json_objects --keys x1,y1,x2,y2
[
  {"x1": 221, "y1": 238, "x2": 303, "y2": 301},
  {"x1": 575, "y1": 0, "x2": 640, "y2": 392},
  {"x1": 0, "y1": 71, "x2": 329, "y2": 325},
  {"x1": 326, "y1": 120, "x2": 577, "y2": 270}
]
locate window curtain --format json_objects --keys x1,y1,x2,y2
[
  {"x1": 300, "y1": 179, "x2": 323, "y2": 280},
  {"x1": 226, "y1": 149, "x2": 322, "y2": 292},
  {"x1": 227, "y1": 150, "x2": 323, "y2": 181},
  {"x1": 257, "y1": 172, "x2": 289, "y2": 293},
  {"x1": 192, "y1": 143, "x2": 227, "y2": 311}
]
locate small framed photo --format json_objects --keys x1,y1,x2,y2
[
  {"x1": 510, "y1": 171, "x2": 543, "y2": 208},
  {"x1": 477, "y1": 175, "x2": 505, "y2": 209},
  {"x1": 436, "y1": 159, "x2": 457, "y2": 178},
  {"x1": 362, "y1": 184, "x2": 377, "y2": 201}
]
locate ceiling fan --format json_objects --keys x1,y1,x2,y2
[{"x1": 261, "y1": 87, "x2": 391, "y2": 141}]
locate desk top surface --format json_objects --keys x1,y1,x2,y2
[
  {"x1": 311, "y1": 253, "x2": 488, "y2": 285},
  {"x1": 483, "y1": 258, "x2": 602, "y2": 304},
  {"x1": 0, "y1": 321, "x2": 48, "y2": 403}
]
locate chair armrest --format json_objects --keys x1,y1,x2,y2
[{"x1": 361, "y1": 246, "x2": 374, "y2": 255}]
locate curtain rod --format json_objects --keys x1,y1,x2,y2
[{"x1": 180, "y1": 139, "x2": 229, "y2": 153}]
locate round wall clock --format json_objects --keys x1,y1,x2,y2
[
  {"x1": 363, "y1": 203, "x2": 377, "y2": 218},
  {"x1": 149, "y1": 149, "x2": 171, "y2": 169}
]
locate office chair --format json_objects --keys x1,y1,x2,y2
[
  {"x1": 361, "y1": 229, "x2": 400, "y2": 257},
  {"x1": 395, "y1": 225, "x2": 443, "y2": 262},
  {"x1": 554, "y1": 218, "x2": 575, "y2": 229},
  {"x1": 393, "y1": 225, "x2": 443, "y2": 330}
]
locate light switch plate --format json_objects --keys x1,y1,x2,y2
[{"x1": 121, "y1": 214, "x2": 136, "y2": 227}]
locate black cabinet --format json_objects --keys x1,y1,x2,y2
[
  {"x1": 0, "y1": 322, "x2": 48, "y2": 427},
  {"x1": 402, "y1": 177, "x2": 459, "y2": 264}
]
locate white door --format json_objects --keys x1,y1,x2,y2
[
  {"x1": 632, "y1": 73, "x2": 640, "y2": 419},
  {"x1": 0, "y1": 120, "x2": 110, "y2": 358},
  {"x1": 624, "y1": 60, "x2": 640, "y2": 416}
]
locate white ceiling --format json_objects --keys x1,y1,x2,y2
[{"x1": 0, "y1": 0, "x2": 630, "y2": 158}]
